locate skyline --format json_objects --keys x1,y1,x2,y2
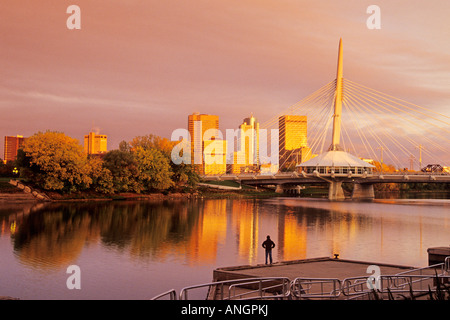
[{"x1": 1, "y1": 1, "x2": 449, "y2": 167}]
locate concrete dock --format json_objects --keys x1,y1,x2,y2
[
  {"x1": 427, "y1": 247, "x2": 450, "y2": 265},
  {"x1": 176, "y1": 248, "x2": 449, "y2": 300},
  {"x1": 209, "y1": 257, "x2": 431, "y2": 300},
  {"x1": 213, "y1": 257, "x2": 415, "y2": 283}
]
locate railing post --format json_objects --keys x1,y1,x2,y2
[
  {"x1": 259, "y1": 280, "x2": 262, "y2": 298},
  {"x1": 445, "y1": 256, "x2": 450, "y2": 273}
]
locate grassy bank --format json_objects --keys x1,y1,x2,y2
[
  {"x1": 197, "y1": 186, "x2": 280, "y2": 199},
  {"x1": 298, "y1": 186, "x2": 329, "y2": 198},
  {"x1": 32, "y1": 187, "x2": 281, "y2": 201}
]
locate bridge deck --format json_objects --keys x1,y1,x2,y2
[{"x1": 202, "y1": 173, "x2": 450, "y2": 185}]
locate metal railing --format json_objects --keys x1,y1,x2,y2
[
  {"x1": 342, "y1": 260, "x2": 450, "y2": 300},
  {"x1": 228, "y1": 277, "x2": 291, "y2": 300},
  {"x1": 151, "y1": 256, "x2": 450, "y2": 300},
  {"x1": 150, "y1": 289, "x2": 178, "y2": 300},
  {"x1": 179, "y1": 277, "x2": 291, "y2": 300},
  {"x1": 381, "y1": 274, "x2": 450, "y2": 298},
  {"x1": 445, "y1": 256, "x2": 450, "y2": 273},
  {"x1": 341, "y1": 276, "x2": 373, "y2": 299},
  {"x1": 291, "y1": 278, "x2": 341, "y2": 299}
]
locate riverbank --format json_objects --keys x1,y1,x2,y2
[
  {"x1": 0, "y1": 179, "x2": 281, "y2": 202},
  {"x1": 43, "y1": 186, "x2": 281, "y2": 201},
  {"x1": 2, "y1": 179, "x2": 447, "y2": 202}
]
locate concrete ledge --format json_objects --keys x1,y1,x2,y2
[
  {"x1": 9, "y1": 180, "x2": 50, "y2": 201},
  {"x1": 427, "y1": 247, "x2": 450, "y2": 265},
  {"x1": 213, "y1": 256, "x2": 415, "y2": 284}
]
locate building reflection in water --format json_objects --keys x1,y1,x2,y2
[
  {"x1": 2, "y1": 198, "x2": 446, "y2": 272},
  {"x1": 278, "y1": 211, "x2": 307, "y2": 261},
  {"x1": 231, "y1": 200, "x2": 259, "y2": 264},
  {"x1": 185, "y1": 200, "x2": 227, "y2": 265}
]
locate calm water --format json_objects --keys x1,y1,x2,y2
[{"x1": 0, "y1": 195, "x2": 449, "y2": 300}]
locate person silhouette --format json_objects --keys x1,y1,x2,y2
[{"x1": 262, "y1": 235, "x2": 275, "y2": 265}]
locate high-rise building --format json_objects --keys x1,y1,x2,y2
[
  {"x1": 279, "y1": 115, "x2": 308, "y2": 167},
  {"x1": 241, "y1": 115, "x2": 260, "y2": 167},
  {"x1": 231, "y1": 151, "x2": 246, "y2": 174},
  {"x1": 231, "y1": 115, "x2": 260, "y2": 174},
  {"x1": 188, "y1": 113, "x2": 220, "y2": 174},
  {"x1": 84, "y1": 132, "x2": 107, "y2": 155},
  {"x1": 3, "y1": 135, "x2": 26, "y2": 163},
  {"x1": 203, "y1": 140, "x2": 227, "y2": 175}
]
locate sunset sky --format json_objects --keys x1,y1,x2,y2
[{"x1": 1, "y1": 1, "x2": 449, "y2": 166}]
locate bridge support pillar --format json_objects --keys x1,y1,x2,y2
[
  {"x1": 275, "y1": 184, "x2": 284, "y2": 194},
  {"x1": 328, "y1": 181, "x2": 345, "y2": 201},
  {"x1": 352, "y1": 183, "x2": 374, "y2": 200}
]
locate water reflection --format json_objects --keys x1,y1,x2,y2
[
  {"x1": 4, "y1": 201, "x2": 202, "y2": 270},
  {"x1": 0, "y1": 197, "x2": 449, "y2": 298}
]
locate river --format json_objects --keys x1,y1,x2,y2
[{"x1": 0, "y1": 194, "x2": 449, "y2": 299}]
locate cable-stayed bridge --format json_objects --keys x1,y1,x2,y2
[{"x1": 202, "y1": 39, "x2": 450, "y2": 200}]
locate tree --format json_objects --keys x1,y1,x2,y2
[
  {"x1": 372, "y1": 160, "x2": 396, "y2": 173},
  {"x1": 171, "y1": 163, "x2": 200, "y2": 187},
  {"x1": 15, "y1": 149, "x2": 36, "y2": 180},
  {"x1": 131, "y1": 134, "x2": 199, "y2": 188},
  {"x1": 87, "y1": 156, "x2": 114, "y2": 194},
  {"x1": 130, "y1": 134, "x2": 175, "y2": 156},
  {"x1": 135, "y1": 146, "x2": 174, "y2": 191},
  {"x1": 102, "y1": 150, "x2": 143, "y2": 193},
  {"x1": 21, "y1": 131, "x2": 92, "y2": 192},
  {"x1": 0, "y1": 159, "x2": 6, "y2": 177},
  {"x1": 118, "y1": 140, "x2": 131, "y2": 153}
]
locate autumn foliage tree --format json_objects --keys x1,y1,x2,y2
[
  {"x1": 21, "y1": 131, "x2": 92, "y2": 192},
  {"x1": 134, "y1": 146, "x2": 174, "y2": 191},
  {"x1": 130, "y1": 134, "x2": 199, "y2": 187},
  {"x1": 101, "y1": 150, "x2": 142, "y2": 193},
  {"x1": 18, "y1": 131, "x2": 198, "y2": 194}
]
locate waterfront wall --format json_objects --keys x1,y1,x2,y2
[{"x1": 9, "y1": 180, "x2": 50, "y2": 201}]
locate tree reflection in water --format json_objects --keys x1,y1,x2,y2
[
  {"x1": 11, "y1": 200, "x2": 202, "y2": 270},
  {"x1": 1, "y1": 197, "x2": 448, "y2": 299}
]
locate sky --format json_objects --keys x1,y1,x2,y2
[{"x1": 1, "y1": 1, "x2": 449, "y2": 166}]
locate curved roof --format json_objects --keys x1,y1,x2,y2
[{"x1": 297, "y1": 150, "x2": 375, "y2": 168}]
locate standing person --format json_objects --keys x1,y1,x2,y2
[{"x1": 262, "y1": 235, "x2": 275, "y2": 265}]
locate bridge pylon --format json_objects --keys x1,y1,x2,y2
[
  {"x1": 351, "y1": 183, "x2": 375, "y2": 200},
  {"x1": 296, "y1": 39, "x2": 376, "y2": 201},
  {"x1": 329, "y1": 181, "x2": 345, "y2": 201}
]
